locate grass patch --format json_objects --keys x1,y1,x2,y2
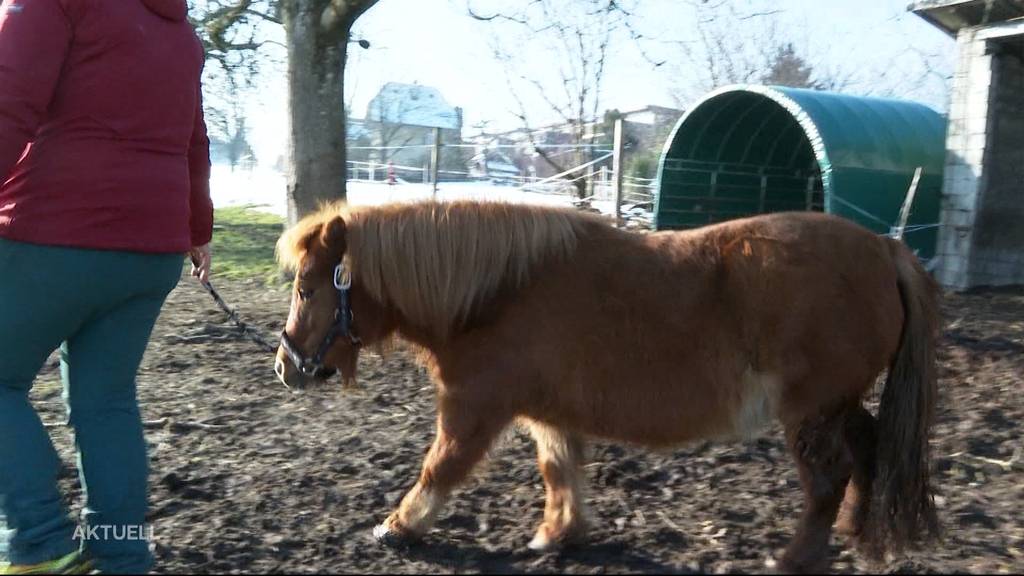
[{"x1": 194, "y1": 205, "x2": 288, "y2": 286}]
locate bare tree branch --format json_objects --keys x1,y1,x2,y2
[
  {"x1": 468, "y1": 0, "x2": 648, "y2": 198},
  {"x1": 321, "y1": 0, "x2": 380, "y2": 35},
  {"x1": 668, "y1": 2, "x2": 857, "y2": 105}
]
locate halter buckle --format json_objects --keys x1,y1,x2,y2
[{"x1": 333, "y1": 263, "x2": 352, "y2": 290}]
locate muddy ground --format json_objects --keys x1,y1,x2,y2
[{"x1": 25, "y1": 274, "x2": 1024, "y2": 574}]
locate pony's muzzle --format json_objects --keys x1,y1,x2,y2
[{"x1": 274, "y1": 353, "x2": 336, "y2": 389}]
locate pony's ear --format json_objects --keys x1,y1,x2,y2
[{"x1": 319, "y1": 216, "x2": 348, "y2": 258}]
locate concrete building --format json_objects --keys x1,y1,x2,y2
[{"x1": 913, "y1": 0, "x2": 1024, "y2": 289}]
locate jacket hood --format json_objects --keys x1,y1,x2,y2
[{"x1": 141, "y1": 0, "x2": 187, "y2": 22}]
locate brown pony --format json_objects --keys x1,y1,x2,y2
[{"x1": 273, "y1": 200, "x2": 940, "y2": 573}]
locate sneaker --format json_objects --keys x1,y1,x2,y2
[{"x1": 0, "y1": 550, "x2": 93, "y2": 574}]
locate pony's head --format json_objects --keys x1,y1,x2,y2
[
  {"x1": 273, "y1": 200, "x2": 589, "y2": 388},
  {"x1": 273, "y1": 206, "x2": 394, "y2": 389}
]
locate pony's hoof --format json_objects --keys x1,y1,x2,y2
[
  {"x1": 834, "y1": 510, "x2": 866, "y2": 538},
  {"x1": 834, "y1": 500, "x2": 865, "y2": 538},
  {"x1": 527, "y1": 533, "x2": 557, "y2": 552},
  {"x1": 527, "y1": 524, "x2": 586, "y2": 552},
  {"x1": 373, "y1": 520, "x2": 419, "y2": 549},
  {"x1": 834, "y1": 517, "x2": 861, "y2": 538},
  {"x1": 777, "y1": 551, "x2": 829, "y2": 574}
]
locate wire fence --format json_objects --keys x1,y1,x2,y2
[
  {"x1": 346, "y1": 150, "x2": 948, "y2": 242},
  {"x1": 345, "y1": 152, "x2": 658, "y2": 229}
]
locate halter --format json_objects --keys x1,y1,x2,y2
[{"x1": 280, "y1": 263, "x2": 361, "y2": 377}]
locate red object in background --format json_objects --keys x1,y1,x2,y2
[
  {"x1": 0, "y1": 0, "x2": 213, "y2": 253},
  {"x1": 387, "y1": 161, "x2": 396, "y2": 185}
]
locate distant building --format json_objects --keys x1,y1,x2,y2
[
  {"x1": 347, "y1": 118, "x2": 371, "y2": 142},
  {"x1": 912, "y1": 0, "x2": 1024, "y2": 289},
  {"x1": 366, "y1": 82, "x2": 462, "y2": 130},
  {"x1": 481, "y1": 123, "x2": 589, "y2": 181},
  {"x1": 360, "y1": 82, "x2": 464, "y2": 171},
  {"x1": 468, "y1": 149, "x2": 521, "y2": 183}
]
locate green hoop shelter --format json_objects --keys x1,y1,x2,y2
[{"x1": 654, "y1": 85, "x2": 947, "y2": 258}]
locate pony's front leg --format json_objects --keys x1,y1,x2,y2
[{"x1": 373, "y1": 391, "x2": 511, "y2": 547}]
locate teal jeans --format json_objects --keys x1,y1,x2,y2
[{"x1": 0, "y1": 238, "x2": 182, "y2": 574}]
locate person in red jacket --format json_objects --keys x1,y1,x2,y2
[{"x1": 0, "y1": 0, "x2": 212, "y2": 573}]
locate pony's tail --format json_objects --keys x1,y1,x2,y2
[{"x1": 862, "y1": 240, "x2": 941, "y2": 558}]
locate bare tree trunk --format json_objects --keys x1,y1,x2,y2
[
  {"x1": 190, "y1": 0, "x2": 379, "y2": 226},
  {"x1": 283, "y1": 0, "x2": 349, "y2": 226}
]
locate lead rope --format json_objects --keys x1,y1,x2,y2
[{"x1": 191, "y1": 258, "x2": 278, "y2": 353}]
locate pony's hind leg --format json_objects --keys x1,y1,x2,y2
[
  {"x1": 780, "y1": 407, "x2": 855, "y2": 574},
  {"x1": 373, "y1": 391, "x2": 511, "y2": 547},
  {"x1": 524, "y1": 420, "x2": 588, "y2": 551},
  {"x1": 835, "y1": 405, "x2": 877, "y2": 540}
]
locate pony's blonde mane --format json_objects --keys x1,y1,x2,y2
[
  {"x1": 275, "y1": 202, "x2": 342, "y2": 273},
  {"x1": 278, "y1": 200, "x2": 596, "y2": 340}
]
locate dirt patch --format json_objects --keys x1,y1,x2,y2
[{"x1": 24, "y1": 276, "x2": 1024, "y2": 574}]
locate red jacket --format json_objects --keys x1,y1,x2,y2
[{"x1": 0, "y1": 0, "x2": 212, "y2": 253}]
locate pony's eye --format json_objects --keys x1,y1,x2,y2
[{"x1": 298, "y1": 288, "x2": 315, "y2": 300}]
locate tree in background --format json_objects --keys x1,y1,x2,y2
[
  {"x1": 201, "y1": 63, "x2": 258, "y2": 171},
  {"x1": 190, "y1": 0, "x2": 378, "y2": 226},
  {"x1": 207, "y1": 109, "x2": 258, "y2": 171},
  {"x1": 667, "y1": 0, "x2": 950, "y2": 107},
  {"x1": 668, "y1": 0, "x2": 859, "y2": 105},
  {"x1": 282, "y1": 0, "x2": 378, "y2": 225},
  {"x1": 761, "y1": 43, "x2": 818, "y2": 89},
  {"x1": 467, "y1": 0, "x2": 658, "y2": 199}
]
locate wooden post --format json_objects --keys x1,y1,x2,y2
[
  {"x1": 805, "y1": 174, "x2": 815, "y2": 211},
  {"x1": 894, "y1": 166, "x2": 923, "y2": 240},
  {"x1": 431, "y1": 127, "x2": 442, "y2": 198},
  {"x1": 612, "y1": 118, "x2": 624, "y2": 228}
]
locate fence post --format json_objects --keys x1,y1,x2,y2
[
  {"x1": 894, "y1": 166, "x2": 923, "y2": 240},
  {"x1": 612, "y1": 118, "x2": 624, "y2": 228},
  {"x1": 431, "y1": 127, "x2": 442, "y2": 198}
]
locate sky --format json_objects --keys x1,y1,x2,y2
[{"x1": 230, "y1": 0, "x2": 957, "y2": 167}]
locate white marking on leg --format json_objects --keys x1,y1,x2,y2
[
  {"x1": 733, "y1": 368, "x2": 781, "y2": 440},
  {"x1": 528, "y1": 531, "x2": 553, "y2": 551},
  {"x1": 526, "y1": 421, "x2": 588, "y2": 551},
  {"x1": 398, "y1": 484, "x2": 445, "y2": 534}
]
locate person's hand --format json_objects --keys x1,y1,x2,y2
[{"x1": 189, "y1": 243, "x2": 211, "y2": 284}]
